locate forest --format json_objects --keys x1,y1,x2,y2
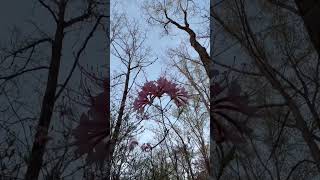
[{"x1": 0, "y1": 0, "x2": 320, "y2": 180}]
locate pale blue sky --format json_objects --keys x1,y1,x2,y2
[
  {"x1": 111, "y1": 0, "x2": 209, "y2": 145},
  {"x1": 111, "y1": 0, "x2": 185, "y2": 80}
]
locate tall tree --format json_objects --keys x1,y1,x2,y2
[{"x1": 0, "y1": 1, "x2": 110, "y2": 179}]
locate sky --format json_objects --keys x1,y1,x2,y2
[
  {"x1": 111, "y1": 0, "x2": 210, "y2": 144},
  {"x1": 111, "y1": 0, "x2": 183, "y2": 144},
  {"x1": 0, "y1": 0, "x2": 209, "y2": 178},
  {"x1": 111, "y1": 0, "x2": 184, "y2": 80}
]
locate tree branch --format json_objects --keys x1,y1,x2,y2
[{"x1": 38, "y1": 0, "x2": 58, "y2": 23}]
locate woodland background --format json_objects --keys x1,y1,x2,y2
[{"x1": 0, "y1": 0, "x2": 320, "y2": 180}]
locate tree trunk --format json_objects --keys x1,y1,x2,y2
[
  {"x1": 108, "y1": 64, "x2": 131, "y2": 179},
  {"x1": 24, "y1": 3, "x2": 65, "y2": 180}
]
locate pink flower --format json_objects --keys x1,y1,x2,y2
[
  {"x1": 133, "y1": 81, "x2": 157, "y2": 113},
  {"x1": 142, "y1": 81, "x2": 158, "y2": 95},
  {"x1": 133, "y1": 95, "x2": 150, "y2": 113},
  {"x1": 71, "y1": 76, "x2": 110, "y2": 165},
  {"x1": 172, "y1": 86, "x2": 189, "y2": 107},
  {"x1": 157, "y1": 77, "x2": 171, "y2": 95},
  {"x1": 156, "y1": 77, "x2": 189, "y2": 107},
  {"x1": 72, "y1": 91, "x2": 108, "y2": 165},
  {"x1": 133, "y1": 77, "x2": 189, "y2": 113}
]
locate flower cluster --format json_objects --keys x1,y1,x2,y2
[
  {"x1": 72, "y1": 91, "x2": 108, "y2": 165},
  {"x1": 211, "y1": 80, "x2": 257, "y2": 144},
  {"x1": 133, "y1": 77, "x2": 189, "y2": 113}
]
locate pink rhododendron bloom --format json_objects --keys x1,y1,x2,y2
[{"x1": 133, "y1": 77, "x2": 189, "y2": 113}]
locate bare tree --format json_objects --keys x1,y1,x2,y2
[
  {"x1": 0, "y1": 0, "x2": 108, "y2": 179},
  {"x1": 209, "y1": 0, "x2": 320, "y2": 178}
]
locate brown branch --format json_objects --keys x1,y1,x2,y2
[
  {"x1": 55, "y1": 16, "x2": 103, "y2": 100},
  {"x1": 0, "y1": 66, "x2": 49, "y2": 81},
  {"x1": 38, "y1": 0, "x2": 58, "y2": 22},
  {"x1": 3, "y1": 38, "x2": 52, "y2": 60},
  {"x1": 63, "y1": 1, "x2": 94, "y2": 28},
  {"x1": 164, "y1": 9, "x2": 212, "y2": 76}
]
